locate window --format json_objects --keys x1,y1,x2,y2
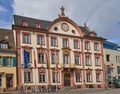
[
  {"x1": 53, "y1": 72, "x2": 58, "y2": 83},
  {"x1": 37, "y1": 35, "x2": 44, "y2": 45},
  {"x1": 39, "y1": 73, "x2": 45, "y2": 83},
  {"x1": 22, "y1": 20, "x2": 28, "y2": 26},
  {"x1": 85, "y1": 56, "x2": 90, "y2": 66},
  {"x1": 23, "y1": 34, "x2": 30, "y2": 43},
  {"x1": 24, "y1": 72, "x2": 31, "y2": 83},
  {"x1": 85, "y1": 41, "x2": 90, "y2": 50},
  {"x1": 63, "y1": 39, "x2": 68, "y2": 47},
  {"x1": 74, "y1": 40, "x2": 79, "y2": 49},
  {"x1": 0, "y1": 75, "x2": 2, "y2": 87},
  {"x1": 96, "y1": 73, "x2": 101, "y2": 82},
  {"x1": 6, "y1": 57, "x2": 13, "y2": 66},
  {"x1": 38, "y1": 53, "x2": 44, "y2": 63},
  {"x1": 116, "y1": 56, "x2": 120, "y2": 63},
  {"x1": 75, "y1": 56, "x2": 80, "y2": 65},
  {"x1": 117, "y1": 66, "x2": 120, "y2": 74},
  {"x1": 0, "y1": 43, "x2": 8, "y2": 49},
  {"x1": 0, "y1": 57, "x2": 2, "y2": 66},
  {"x1": 76, "y1": 72, "x2": 81, "y2": 82},
  {"x1": 51, "y1": 54, "x2": 56, "y2": 64},
  {"x1": 94, "y1": 42, "x2": 99, "y2": 51},
  {"x1": 95, "y1": 57, "x2": 100, "y2": 66},
  {"x1": 35, "y1": 22, "x2": 40, "y2": 28},
  {"x1": 86, "y1": 73, "x2": 91, "y2": 82},
  {"x1": 106, "y1": 54, "x2": 110, "y2": 62},
  {"x1": 63, "y1": 55, "x2": 68, "y2": 64},
  {"x1": 51, "y1": 37, "x2": 57, "y2": 46}
]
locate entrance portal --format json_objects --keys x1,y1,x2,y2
[
  {"x1": 64, "y1": 73, "x2": 70, "y2": 86},
  {"x1": 6, "y1": 74, "x2": 13, "y2": 88}
]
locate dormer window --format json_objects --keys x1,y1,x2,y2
[
  {"x1": 0, "y1": 43, "x2": 8, "y2": 49},
  {"x1": 35, "y1": 22, "x2": 40, "y2": 28},
  {"x1": 22, "y1": 20, "x2": 28, "y2": 26}
]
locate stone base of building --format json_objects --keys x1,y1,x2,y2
[{"x1": 0, "y1": 87, "x2": 16, "y2": 92}]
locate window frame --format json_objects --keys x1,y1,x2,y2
[
  {"x1": 86, "y1": 73, "x2": 91, "y2": 82},
  {"x1": 96, "y1": 73, "x2": 101, "y2": 82},
  {"x1": 6, "y1": 57, "x2": 13, "y2": 66},
  {"x1": 22, "y1": 33, "x2": 31, "y2": 44},
  {"x1": 0, "y1": 43, "x2": 8, "y2": 49},
  {"x1": 51, "y1": 37, "x2": 57, "y2": 47},
  {"x1": 85, "y1": 55, "x2": 91, "y2": 66},
  {"x1": 95, "y1": 57, "x2": 101, "y2": 66},
  {"x1": 52, "y1": 72, "x2": 59, "y2": 83},
  {"x1": 37, "y1": 35, "x2": 44, "y2": 45},
  {"x1": 75, "y1": 55, "x2": 80, "y2": 65},
  {"x1": 106, "y1": 54, "x2": 110, "y2": 62},
  {"x1": 51, "y1": 53, "x2": 56, "y2": 64},
  {"x1": 24, "y1": 72, "x2": 32, "y2": 83},
  {"x1": 63, "y1": 54, "x2": 69, "y2": 64},
  {"x1": 75, "y1": 72, "x2": 81, "y2": 82},
  {"x1": 22, "y1": 20, "x2": 28, "y2": 26},
  {"x1": 85, "y1": 41, "x2": 90, "y2": 50},
  {"x1": 39, "y1": 72, "x2": 46, "y2": 83},
  {"x1": 38, "y1": 53, "x2": 44, "y2": 63},
  {"x1": 63, "y1": 38, "x2": 69, "y2": 48},
  {"x1": 94, "y1": 42, "x2": 99, "y2": 51},
  {"x1": 74, "y1": 40, "x2": 79, "y2": 49}
]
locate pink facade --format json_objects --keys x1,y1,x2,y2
[{"x1": 13, "y1": 7, "x2": 106, "y2": 90}]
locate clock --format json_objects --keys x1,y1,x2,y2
[{"x1": 61, "y1": 23, "x2": 69, "y2": 31}]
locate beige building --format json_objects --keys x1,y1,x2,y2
[
  {"x1": 13, "y1": 7, "x2": 106, "y2": 90},
  {"x1": 103, "y1": 41, "x2": 120, "y2": 80},
  {"x1": 0, "y1": 28, "x2": 16, "y2": 91}
]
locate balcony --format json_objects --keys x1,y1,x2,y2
[{"x1": 60, "y1": 63, "x2": 76, "y2": 69}]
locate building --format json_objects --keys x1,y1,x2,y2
[
  {"x1": 0, "y1": 28, "x2": 16, "y2": 91},
  {"x1": 103, "y1": 41, "x2": 120, "y2": 81},
  {"x1": 13, "y1": 7, "x2": 105, "y2": 90}
]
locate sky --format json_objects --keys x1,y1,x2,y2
[{"x1": 0, "y1": 0, "x2": 120, "y2": 45}]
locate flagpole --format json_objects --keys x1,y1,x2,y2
[
  {"x1": 55, "y1": 52, "x2": 58, "y2": 92},
  {"x1": 34, "y1": 68, "x2": 36, "y2": 93},
  {"x1": 46, "y1": 69, "x2": 48, "y2": 92},
  {"x1": 33, "y1": 49, "x2": 37, "y2": 93}
]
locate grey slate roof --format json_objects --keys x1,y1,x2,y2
[
  {"x1": 13, "y1": 15, "x2": 95, "y2": 36},
  {"x1": 14, "y1": 15, "x2": 51, "y2": 30},
  {"x1": 0, "y1": 28, "x2": 15, "y2": 52}
]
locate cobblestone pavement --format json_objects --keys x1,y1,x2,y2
[{"x1": 1, "y1": 88, "x2": 120, "y2": 94}]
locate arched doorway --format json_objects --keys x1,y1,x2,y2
[{"x1": 64, "y1": 73, "x2": 70, "y2": 86}]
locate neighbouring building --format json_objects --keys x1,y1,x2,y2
[
  {"x1": 103, "y1": 41, "x2": 120, "y2": 81},
  {"x1": 0, "y1": 28, "x2": 16, "y2": 91},
  {"x1": 12, "y1": 7, "x2": 106, "y2": 90}
]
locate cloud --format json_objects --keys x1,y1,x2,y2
[
  {"x1": 13, "y1": 0, "x2": 120, "y2": 45},
  {"x1": 0, "y1": 5, "x2": 7, "y2": 12}
]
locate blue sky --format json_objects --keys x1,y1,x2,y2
[
  {"x1": 0, "y1": 0, "x2": 13, "y2": 29},
  {"x1": 0, "y1": 0, "x2": 120, "y2": 45}
]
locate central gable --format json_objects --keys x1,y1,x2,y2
[{"x1": 48, "y1": 17, "x2": 84, "y2": 37}]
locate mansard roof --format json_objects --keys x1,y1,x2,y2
[
  {"x1": 14, "y1": 15, "x2": 51, "y2": 30},
  {"x1": 0, "y1": 28, "x2": 15, "y2": 52},
  {"x1": 13, "y1": 15, "x2": 93, "y2": 36}
]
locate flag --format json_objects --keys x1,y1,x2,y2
[
  {"x1": 56, "y1": 63, "x2": 58, "y2": 72},
  {"x1": 46, "y1": 54, "x2": 50, "y2": 69},
  {"x1": 34, "y1": 50, "x2": 36, "y2": 69},
  {"x1": 24, "y1": 49, "x2": 29, "y2": 68},
  {"x1": 108, "y1": 62, "x2": 114, "y2": 72}
]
